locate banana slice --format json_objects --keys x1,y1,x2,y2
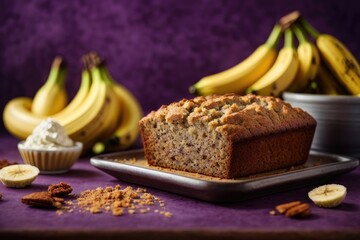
[
  {"x1": 308, "y1": 184, "x2": 347, "y2": 208},
  {"x1": 0, "y1": 164, "x2": 39, "y2": 188}
]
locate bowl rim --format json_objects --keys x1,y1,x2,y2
[
  {"x1": 17, "y1": 141, "x2": 83, "y2": 152},
  {"x1": 283, "y1": 92, "x2": 360, "y2": 105}
]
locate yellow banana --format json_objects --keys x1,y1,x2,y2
[
  {"x1": 92, "y1": 64, "x2": 143, "y2": 154},
  {"x1": 55, "y1": 66, "x2": 121, "y2": 151},
  {"x1": 314, "y1": 63, "x2": 349, "y2": 95},
  {"x1": 55, "y1": 67, "x2": 106, "y2": 130},
  {"x1": 287, "y1": 24, "x2": 320, "y2": 93},
  {"x1": 247, "y1": 29, "x2": 299, "y2": 97},
  {"x1": 3, "y1": 97, "x2": 42, "y2": 139},
  {"x1": 300, "y1": 17, "x2": 360, "y2": 95},
  {"x1": 189, "y1": 24, "x2": 282, "y2": 96},
  {"x1": 88, "y1": 66, "x2": 122, "y2": 141},
  {"x1": 52, "y1": 69, "x2": 92, "y2": 119},
  {"x1": 71, "y1": 86, "x2": 120, "y2": 152},
  {"x1": 31, "y1": 56, "x2": 68, "y2": 116}
]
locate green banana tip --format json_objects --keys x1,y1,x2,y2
[
  {"x1": 92, "y1": 142, "x2": 106, "y2": 155},
  {"x1": 245, "y1": 88, "x2": 254, "y2": 95},
  {"x1": 284, "y1": 28, "x2": 295, "y2": 48},
  {"x1": 265, "y1": 23, "x2": 283, "y2": 49},
  {"x1": 291, "y1": 23, "x2": 308, "y2": 44},
  {"x1": 189, "y1": 85, "x2": 199, "y2": 95}
]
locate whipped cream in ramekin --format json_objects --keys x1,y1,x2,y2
[{"x1": 23, "y1": 118, "x2": 74, "y2": 149}]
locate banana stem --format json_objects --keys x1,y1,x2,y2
[
  {"x1": 189, "y1": 85, "x2": 198, "y2": 95},
  {"x1": 80, "y1": 69, "x2": 92, "y2": 87},
  {"x1": 57, "y1": 66, "x2": 67, "y2": 86},
  {"x1": 298, "y1": 17, "x2": 320, "y2": 39},
  {"x1": 99, "y1": 63, "x2": 116, "y2": 85},
  {"x1": 265, "y1": 24, "x2": 283, "y2": 49},
  {"x1": 90, "y1": 66, "x2": 103, "y2": 84},
  {"x1": 292, "y1": 23, "x2": 308, "y2": 44},
  {"x1": 284, "y1": 29, "x2": 294, "y2": 49}
]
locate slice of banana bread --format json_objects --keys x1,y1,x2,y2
[{"x1": 139, "y1": 94, "x2": 316, "y2": 179}]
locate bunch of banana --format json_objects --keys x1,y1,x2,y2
[
  {"x1": 92, "y1": 61, "x2": 143, "y2": 154},
  {"x1": 189, "y1": 11, "x2": 360, "y2": 97},
  {"x1": 85, "y1": 52, "x2": 143, "y2": 154},
  {"x1": 189, "y1": 23, "x2": 283, "y2": 96},
  {"x1": 3, "y1": 53, "x2": 143, "y2": 154},
  {"x1": 246, "y1": 29, "x2": 299, "y2": 96}
]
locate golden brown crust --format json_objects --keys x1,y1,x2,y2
[
  {"x1": 139, "y1": 94, "x2": 317, "y2": 178},
  {"x1": 141, "y1": 94, "x2": 316, "y2": 138}
]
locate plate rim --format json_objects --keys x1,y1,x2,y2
[{"x1": 90, "y1": 149, "x2": 359, "y2": 202}]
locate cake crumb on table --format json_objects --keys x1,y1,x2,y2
[{"x1": 58, "y1": 184, "x2": 171, "y2": 218}]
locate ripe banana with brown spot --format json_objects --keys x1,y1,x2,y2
[
  {"x1": 247, "y1": 29, "x2": 299, "y2": 97},
  {"x1": 56, "y1": 66, "x2": 121, "y2": 152},
  {"x1": 92, "y1": 63, "x2": 143, "y2": 154},
  {"x1": 31, "y1": 56, "x2": 68, "y2": 116},
  {"x1": 314, "y1": 63, "x2": 349, "y2": 95},
  {"x1": 87, "y1": 65, "x2": 123, "y2": 142},
  {"x1": 300, "y1": 17, "x2": 360, "y2": 95},
  {"x1": 189, "y1": 24, "x2": 282, "y2": 96}
]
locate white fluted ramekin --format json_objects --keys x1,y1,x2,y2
[{"x1": 17, "y1": 141, "x2": 83, "y2": 174}]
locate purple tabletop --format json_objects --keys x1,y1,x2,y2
[{"x1": 1, "y1": 133, "x2": 359, "y2": 240}]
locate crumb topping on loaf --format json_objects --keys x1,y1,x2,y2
[
  {"x1": 139, "y1": 94, "x2": 317, "y2": 178},
  {"x1": 142, "y1": 94, "x2": 316, "y2": 141}
]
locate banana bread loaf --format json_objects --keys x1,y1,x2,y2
[{"x1": 139, "y1": 94, "x2": 316, "y2": 179}]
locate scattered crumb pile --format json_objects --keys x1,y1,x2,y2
[{"x1": 58, "y1": 184, "x2": 172, "y2": 218}]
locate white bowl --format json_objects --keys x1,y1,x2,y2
[
  {"x1": 17, "y1": 141, "x2": 83, "y2": 174},
  {"x1": 283, "y1": 92, "x2": 360, "y2": 157}
]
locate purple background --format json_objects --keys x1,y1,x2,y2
[
  {"x1": 0, "y1": 2, "x2": 360, "y2": 237},
  {"x1": 1, "y1": 0, "x2": 359, "y2": 134}
]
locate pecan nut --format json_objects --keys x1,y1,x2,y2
[
  {"x1": 285, "y1": 203, "x2": 311, "y2": 218},
  {"x1": 274, "y1": 201, "x2": 311, "y2": 218},
  {"x1": 21, "y1": 191, "x2": 63, "y2": 209},
  {"x1": 48, "y1": 182, "x2": 72, "y2": 197},
  {"x1": 0, "y1": 159, "x2": 17, "y2": 169},
  {"x1": 275, "y1": 201, "x2": 301, "y2": 214}
]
